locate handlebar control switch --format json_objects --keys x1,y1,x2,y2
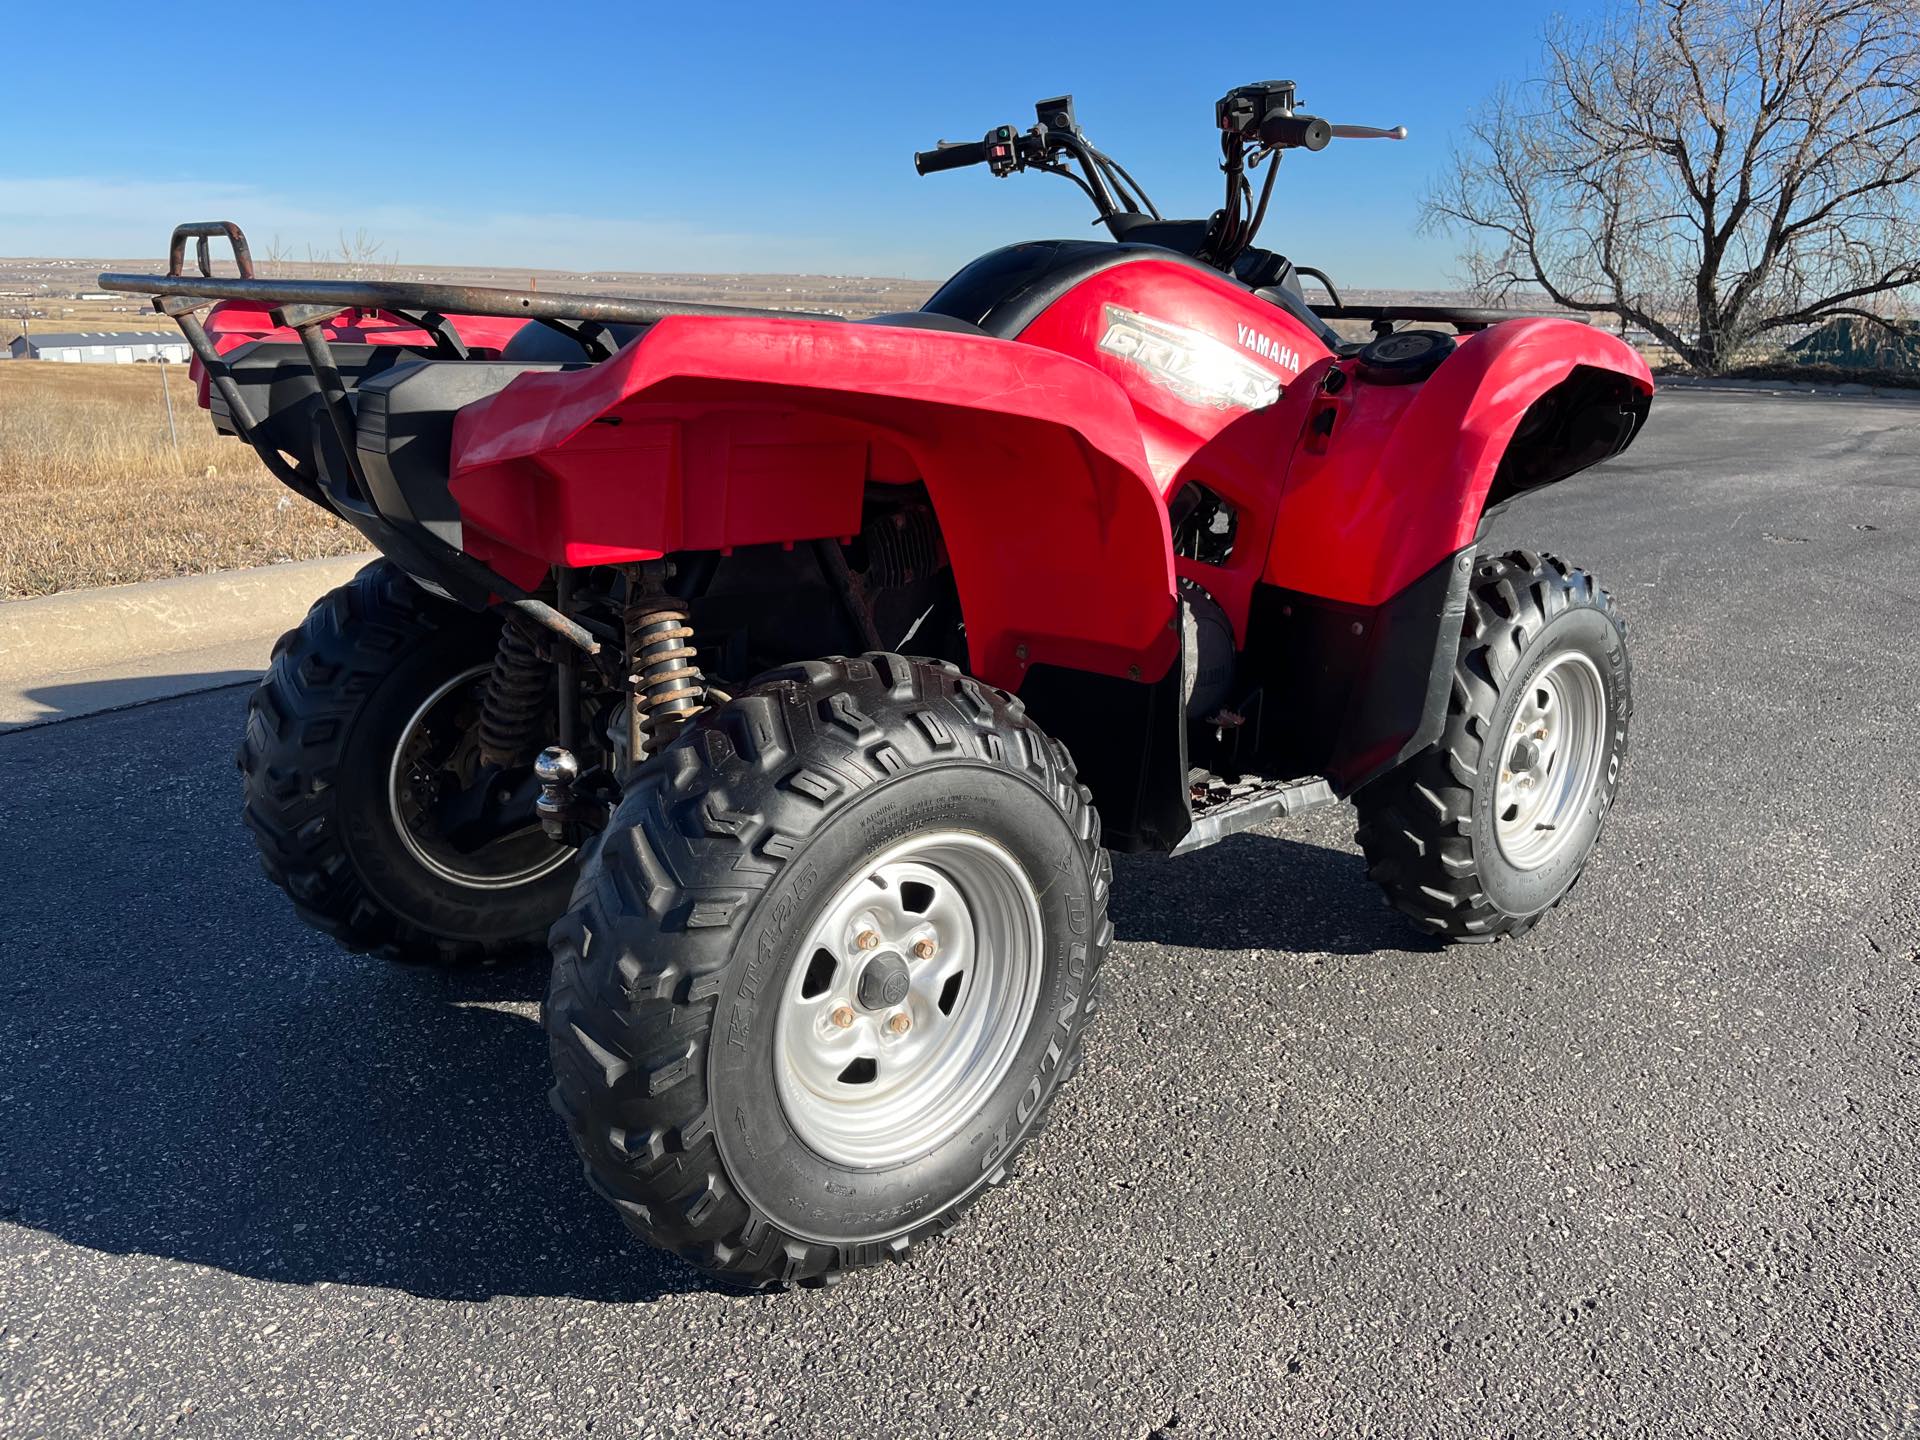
[
  {"x1": 1217, "y1": 80, "x2": 1299, "y2": 139},
  {"x1": 913, "y1": 124, "x2": 1031, "y2": 178},
  {"x1": 985, "y1": 125, "x2": 1022, "y2": 177},
  {"x1": 1034, "y1": 94, "x2": 1078, "y2": 133}
]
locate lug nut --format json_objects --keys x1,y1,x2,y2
[
  {"x1": 1534, "y1": 727, "x2": 1548, "y2": 741},
  {"x1": 830, "y1": 1006, "x2": 856, "y2": 1029},
  {"x1": 910, "y1": 938, "x2": 936, "y2": 961},
  {"x1": 887, "y1": 1012, "x2": 912, "y2": 1036},
  {"x1": 854, "y1": 930, "x2": 880, "y2": 952}
]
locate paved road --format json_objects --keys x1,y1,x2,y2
[{"x1": 2, "y1": 391, "x2": 1916, "y2": 1438}]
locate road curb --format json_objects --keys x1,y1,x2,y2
[{"x1": 0, "y1": 554, "x2": 374, "y2": 730}]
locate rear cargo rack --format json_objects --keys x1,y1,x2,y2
[
  {"x1": 100, "y1": 221, "x2": 847, "y2": 639},
  {"x1": 1312, "y1": 302, "x2": 1590, "y2": 336},
  {"x1": 100, "y1": 221, "x2": 841, "y2": 504}
]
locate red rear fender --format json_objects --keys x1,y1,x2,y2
[
  {"x1": 1267, "y1": 319, "x2": 1653, "y2": 606},
  {"x1": 449, "y1": 315, "x2": 1178, "y2": 689}
]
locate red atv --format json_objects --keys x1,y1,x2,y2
[{"x1": 107, "y1": 83, "x2": 1650, "y2": 1288}]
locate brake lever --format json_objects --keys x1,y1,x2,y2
[{"x1": 1327, "y1": 123, "x2": 1408, "y2": 140}]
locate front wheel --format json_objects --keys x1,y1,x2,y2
[
  {"x1": 545, "y1": 653, "x2": 1110, "y2": 1287},
  {"x1": 1354, "y1": 550, "x2": 1631, "y2": 942}
]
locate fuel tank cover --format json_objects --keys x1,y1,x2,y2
[{"x1": 1356, "y1": 328, "x2": 1455, "y2": 384}]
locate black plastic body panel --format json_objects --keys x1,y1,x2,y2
[
  {"x1": 275, "y1": 355, "x2": 601, "y2": 609},
  {"x1": 1483, "y1": 365, "x2": 1650, "y2": 513},
  {"x1": 353, "y1": 359, "x2": 587, "y2": 551},
  {"x1": 1103, "y1": 216, "x2": 1212, "y2": 252},
  {"x1": 1241, "y1": 547, "x2": 1475, "y2": 795},
  {"x1": 1253, "y1": 284, "x2": 1346, "y2": 350},
  {"x1": 1018, "y1": 621, "x2": 1192, "y2": 854},
  {"x1": 207, "y1": 340, "x2": 435, "y2": 466}
]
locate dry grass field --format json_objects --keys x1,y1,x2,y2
[
  {"x1": 0, "y1": 256, "x2": 947, "y2": 602},
  {"x1": 0, "y1": 362, "x2": 358, "y2": 599}
]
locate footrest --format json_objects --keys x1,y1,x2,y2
[{"x1": 1171, "y1": 775, "x2": 1336, "y2": 855}]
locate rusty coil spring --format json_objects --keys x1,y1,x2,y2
[
  {"x1": 477, "y1": 620, "x2": 549, "y2": 768},
  {"x1": 627, "y1": 595, "x2": 706, "y2": 758}
]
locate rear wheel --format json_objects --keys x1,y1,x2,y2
[
  {"x1": 545, "y1": 653, "x2": 1109, "y2": 1287},
  {"x1": 1353, "y1": 550, "x2": 1630, "y2": 942},
  {"x1": 237, "y1": 560, "x2": 578, "y2": 965}
]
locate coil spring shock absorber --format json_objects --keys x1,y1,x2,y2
[
  {"x1": 477, "y1": 619, "x2": 549, "y2": 768},
  {"x1": 625, "y1": 573, "x2": 706, "y2": 762}
]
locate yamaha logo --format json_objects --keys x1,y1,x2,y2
[{"x1": 1235, "y1": 323, "x2": 1302, "y2": 375}]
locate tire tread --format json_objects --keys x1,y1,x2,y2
[
  {"x1": 1353, "y1": 551, "x2": 1627, "y2": 942},
  {"x1": 546, "y1": 653, "x2": 1109, "y2": 1288},
  {"x1": 236, "y1": 559, "x2": 548, "y2": 966}
]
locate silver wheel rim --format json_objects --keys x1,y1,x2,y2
[
  {"x1": 774, "y1": 831, "x2": 1043, "y2": 1169},
  {"x1": 1493, "y1": 650, "x2": 1608, "y2": 871},
  {"x1": 386, "y1": 664, "x2": 574, "y2": 890}
]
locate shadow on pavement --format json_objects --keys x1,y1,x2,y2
[
  {"x1": 2, "y1": 670, "x2": 262, "y2": 732},
  {"x1": 0, "y1": 686, "x2": 1420, "y2": 1306},
  {"x1": 0, "y1": 950, "x2": 724, "y2": 1303},
  {"x1": 0, "y1": 692, "x2": 724, "y2": 1303},
  {"x1": 1109, "y1": 830, "x2": 1441, "y2": 958}
]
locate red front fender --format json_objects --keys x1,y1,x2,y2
[
  {"x1": 449, "y1": 315, "x2": 1178, "y2": 690},
  {"x1": 1266, "y1": 319, "x2": 1653, "y2": 606}
]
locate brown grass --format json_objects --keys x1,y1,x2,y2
[
  {"x1": 0, "y1": 361, "x2": 360, "y2": 599},
  {"x1": 5, "y1": 298, "x2": 162, "y2": 336}
]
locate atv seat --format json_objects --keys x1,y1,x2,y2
[
  {"x1": 858, "y1": 312, "x2": 988, "y2": 337},
  {"x1": 920, "y1": 239, "x2": 1231, "y2": 338},
  {"x1": 492, "y1": 313, "x2": 988, "y2": 366},
  {"x1": 500, "y1": 322, "x2": 650, "y2": 363}
]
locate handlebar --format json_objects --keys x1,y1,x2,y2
[
  {"x1": 1256, "y1": 116, "x2": 1406, "y2": 149},
  {"x1": 910, "y1": 87, "x2": 1407, "y2": 275},
  {"x1": 1328, "y1": 123, "x2": 1408, "y2": 141},
  {"x1": 1256, "y1": 115, "x2": 1332, "y2": 151},
  {"x1": 914, "y1": 140, "x2": 992, "y2": 175}
]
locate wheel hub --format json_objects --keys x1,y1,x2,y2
[
  {"x1": 773, "y1": 831, "x2": 1043, "y2": 1169},
  {"x1": 1493, "y1": 651, "x2": 1608, "y2": 871},
  {"x1": 386, "y1": 663, "x2": 574, "y2": 890},
  {"x1": 856, "y1": 953, "x2": 912, "y2": 1011}
]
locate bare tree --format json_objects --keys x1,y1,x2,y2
[
  {"x1": 1424, "y1": 0, "x2": 1920, "y2": 372},
  {"x1": 261, "y1": 234, "x2": 294, "y2": 279},
  {"x1": 306, "y1": 228, "x2": 392, "y2": 282}
]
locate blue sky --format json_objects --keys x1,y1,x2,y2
[{"x1": 0, "y1": 1, "x2": 1584, "y2": 286}]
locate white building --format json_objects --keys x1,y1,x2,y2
[{"x1": 7, "y1": 331, "x2": 192, "y2": 364}]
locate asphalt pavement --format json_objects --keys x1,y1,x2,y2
[{"x1": 1, "y1": 390, "x2": 1916, "y2": 1438}]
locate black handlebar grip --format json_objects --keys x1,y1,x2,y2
[
  {"x1": 914, "y1": 140, "x2": 992, "y2": 175},
  {"x1": 1257, "y1": 114, "x2": 1333, "y2": 151}
]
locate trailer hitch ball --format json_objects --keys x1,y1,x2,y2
[{"x1": 534, "y1": 746, "x2": 581, "y2": 843}]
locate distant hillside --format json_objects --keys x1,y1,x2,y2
[{"x1": 0, "y1": 254, "x2": 1481, "y2": 336}]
